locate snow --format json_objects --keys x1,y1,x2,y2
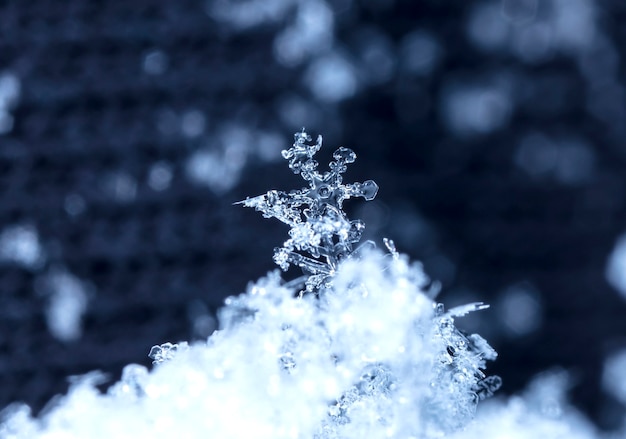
[{"x1": 0, "y1": 248, "x2": 501, "y2": 438}]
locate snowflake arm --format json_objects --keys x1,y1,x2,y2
[{"x1": 239, "y1": 130, "x2": 379, "y2": 292}]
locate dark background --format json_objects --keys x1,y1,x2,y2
[{"x1": 1, "y1": 0, "x2": 625, "y2": 431}]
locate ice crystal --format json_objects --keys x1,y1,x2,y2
[
  {"x1": 236, "y1": 130, "x2": 501, "y2": 434},
  {"x1": 148, "y1": 342, "x2": 189, "y2": 365},
  {"x1": 240, "y1": 130, "x2": 379, "y2": 293},
  {"x1": 0, "y1": 130, "x2": 509, "y2": 439}
]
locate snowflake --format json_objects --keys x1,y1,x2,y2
[{"x1": 240, "y1": 130, "x2": 379, "y2": 293}]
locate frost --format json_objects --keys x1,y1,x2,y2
[{"x1": 1, "y1": 248, "x2": 500, "y2": 438}]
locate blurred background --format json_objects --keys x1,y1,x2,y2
[{"x1": 1, "y1": 0, "x2": 626, "y2": 432}]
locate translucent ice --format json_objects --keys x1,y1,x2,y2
[{"x1": 240, "y1": 130, "x2": 379, "y2": 292}]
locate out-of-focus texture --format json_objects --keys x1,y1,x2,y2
[{"x1": 0, "y1": 0, "x2": 625, "y2": 432}]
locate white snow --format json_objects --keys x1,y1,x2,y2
[{"x1": 0, "y1": 249, "x2": 503, "y2": 438}]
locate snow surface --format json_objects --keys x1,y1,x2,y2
[
  {"x1": 1, "y1": 248, "x2": 616, "y2": 438},
  {"x1": 0, "y1": 249, "x2": 495, "y2": 438}
]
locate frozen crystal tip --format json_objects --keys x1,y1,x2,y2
[
  {"x1": 333, "y1": 147, "x2": 356, "y2": 163},
  {"x1": 361, "y1": 180, "x2": 379, "y2": 201},
  {"x1": 241, "y1": 130, "x2": 379, "y2": 292}
]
